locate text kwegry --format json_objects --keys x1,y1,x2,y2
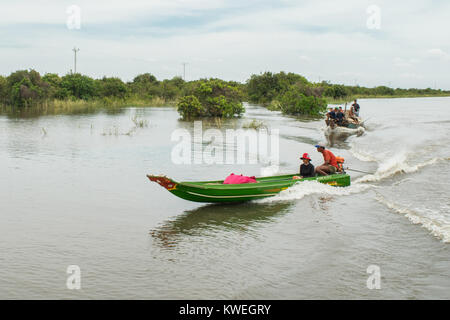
[{"x1": 179, "y1": 304, "x2": 271, "y2": 317}]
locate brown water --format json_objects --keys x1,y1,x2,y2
[{"x1": 1, "y1": 98, "x2": 449, "y2": 299}]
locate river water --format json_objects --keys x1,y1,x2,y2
[{"x1": 0, "y1": 97, "x2": 449, "y2": 299}]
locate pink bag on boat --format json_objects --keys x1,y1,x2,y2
[{"x1": 223, "y1": 173, "x2": 257, "y2": 184}]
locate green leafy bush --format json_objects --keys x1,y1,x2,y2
[
  {"x1": 246, "y1": 71, "x2": 310, "y2": 104},
  {"x1": 279, "y1": 86, "x2": 328, "y2": 116},
  {"x1": 176, "y1": 79, "x2": 245, "y2": 119},
  {"x1": 98, "y1": 77, "x2": 128, "y2": 99},
  {"x1": 0, "y1": 75, "x2": 7, "y2": 105},
  {"x1": 6, "y1": 69, "x2": 49, "y2": 107},
  {"x1": 60, "y1": 73, "x2": 99, "y2": 100},
  {"x1": 129, "y1": 73, "x2": 160, "y2": 99},
  {"x1": 374, "y1": 86, "x2": 395, "y2": 95},
  {"x1": 177, "y1": 95, "x2": 204, "y2": 119},
  {"x1": 323, "y1": 84, "x2": 348, "y2": 99}
]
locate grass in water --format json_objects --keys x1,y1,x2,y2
[
  {"x1": 242, "y1": 120, "x2": 267, "y2": 130},
  {"x1": 1, "y1": 96, "x2": 176, "y2": 116},
  {"x1": 101, "y1": 115, "x2": 149, "y2": 136},
  {"x1": 131, "y1": 115, "x2": 149, "y2": 128}
]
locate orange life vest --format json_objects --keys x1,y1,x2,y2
[{"x1": 336, "y1": 156, "x2": 345, "y2": 172}]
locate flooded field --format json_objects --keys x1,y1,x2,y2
[{"x1": 1, "y1": 97, "x2": 449, "y2": 299}]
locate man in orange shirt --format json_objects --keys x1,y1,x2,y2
[{"x1": 314, "y1": 144, "x2": 339, "y2": 176}]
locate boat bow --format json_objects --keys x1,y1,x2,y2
[{"x1": 147, "y1": 175, "x2": 178, "y2": 190}]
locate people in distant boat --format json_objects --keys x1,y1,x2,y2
[
  {"x1": 351, "y1": 99, "x2": 360, "y2": 117},
  {"x1": 314, "y1": 144, "x2": 339, "y2": 176},
  {"x1": 325, "y1": 108, "x2": 336, "y2": 126},
  {"x1": 336, "y1": 107, "x2": 345, "y2": 126},
  {"x1": 299, "y1": 153, "x2": 315, "y2": 178},
  {"x1": 328, "y1": 108, "x2": 335, "y2": 119},
  {"x1": 349, "y1": 100, "x2": 360, "y2": 123}
]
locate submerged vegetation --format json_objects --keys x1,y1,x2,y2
[
  {"x1": 242, "y1": 120, "x2": 267, "y2": 130},
  {"x1": 0, "y1": 70, "x2": 182, "y2": 114},
  {"x1": 101, "y1": 115, "x2": 149, "y2": 136},
  {"x1": 0, "y1": 69, "x2": 449, "y2": 118},
  {"x1": 245, "y1": 71, "x2": 450, "y2": 116},
  {"x1": 177, "y1": 79, "x2": 245, "y2": 119}
]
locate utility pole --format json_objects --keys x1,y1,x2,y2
[
  {"x1": 182, "y1": 62, "x2": 188, "y2": 80},
  {"x1": 72, "y1": 47, "x2": 80, "y2": 73}
]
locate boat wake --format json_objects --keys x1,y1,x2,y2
[
  {"x1": 355, "y1": 155, "x2": 450, "y2": 183},
  {"x1": 323, "y1": 125, "x2": 365, "y2": 138},
  {"x1": 260, "y1": 164, "x2": 281, "y2": 177},
  {"x1": 255, "y1": 180, "x2": 372, "y2": 203},
  {"x1": 348, "y1": 144, "x2": 379, "y2": 162},
  {"x1": 375, "y1": 193, "x2": 450, "y2": 243}
]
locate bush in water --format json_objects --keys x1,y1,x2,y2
[
  {"x1": 0, "y1": 75, "x2": 8, "y2": 105},
  {"x1": 177, "y1": 79, "x2": 245, "y2": 119},
  {"x1": 6, "y1": 69, "x2": 51, "y2": 107},
  {"x1": 279, "y1": 86, "x2": 328, "y2": 116},
  {"x1": 177, "y1": 95, "x2": 205, "y2": 119},
  {"x1": 246, "y1": 71, "x2": 309, "y2": 104},
  {"x1": 60, "y1": 73, "x2": 100, "y2": 100}
]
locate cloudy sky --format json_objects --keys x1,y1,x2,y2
[{"x1": 0, "y1": 0, "x2": 449, "y2": 88}]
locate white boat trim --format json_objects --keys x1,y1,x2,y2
[{"x1": 185, "y1": 191, "x2": 277, "y2": 199}]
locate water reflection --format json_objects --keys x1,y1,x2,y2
[
  {"x1": 324, "y1": 132, "x2": 353, "y2": 148},
  {"x1": 0, "y1": 105, "x2": 126, "y2": 118},
  {"x1": 150, "y1": 202, "x2": 292, "y2": 249},
  {"x1": 175, "y1": 117, "x2": 244, "y2": 131},
  {"x1": 281, "y1": 134, "x2": 318, "y2": 146}
]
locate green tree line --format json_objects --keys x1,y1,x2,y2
[
  {"x1": 0, "y1": 69, "x2": 185, "y2": 108},
  {"x1": 245, "y1": 71, "x2": 450, "y2": 115},
  {"x1": 1, "y1": 69, "x2": 448, "y2": 118}
]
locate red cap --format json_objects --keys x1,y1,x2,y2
[{"x1": 300, "y1": 153, "x2": 311, "y2": 160}]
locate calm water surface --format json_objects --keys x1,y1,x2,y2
[{"x1": 0, "y1": 97, "x2": 449, "y2": 299}]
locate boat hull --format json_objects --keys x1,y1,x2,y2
[
  {"x1": 147, "y1": 173, "x2": 351, "y2": 203},
  {"x1": 324, "y1": 125, "x2": 365, "y2": 138}
]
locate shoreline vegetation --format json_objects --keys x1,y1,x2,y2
[{"x1": 1, "y1": 69, "x2": 449, "y2": 117}]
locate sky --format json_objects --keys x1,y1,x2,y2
[{"x1": 0, "y1": 0, "x2": 449, "y2": 89}]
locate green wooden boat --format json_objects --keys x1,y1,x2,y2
[{"x1": 147, "y1": 173, "x2": 350, "y2": 203}]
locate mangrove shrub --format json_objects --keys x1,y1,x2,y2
[
  {"x1": 0, "y1": 75, "x2": 7, "y2": 105},
  {"x1": 176, "y1": 79, "x2": 245, "y2": 119},
  {"x1": 6, "y1": 69, "x2": 50, "y2": 107},
  {"x1": 177, "y1": 95, "x2": 204, "y2": 119},
  {"x1": 246, "y1": 71, "x2": 310, "y2": 104},
  {"x1": 60, "y1": 73, "x2": 99, "y2": 100},
  {"x1": 279, "y1": 86, "x2": 328, "y2": 116}
]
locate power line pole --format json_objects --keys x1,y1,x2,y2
[
  {"x1": 182, "y1": 62, "x2": 188, "y2": 80},
  {"x1": 72, "y1": 47, "x2": 80, "y2": 73}
]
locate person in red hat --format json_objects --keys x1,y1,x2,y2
[{"x1": 299, "y1": 153, "x2": 315, "y2": 178}]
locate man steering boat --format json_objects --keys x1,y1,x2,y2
[{"x1": 314, "y1": 144, "x2": 339, "y2": 176}]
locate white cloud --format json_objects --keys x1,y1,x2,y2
[
  {"x1": 0, "y1": 0, "x2": 230, "y2": 25},
  {"x1": 400, "y1": 73, "x2": 423, "y2": 79},
  {"x1": 427, "y1": 48, "x2": 450, "y2": 61},
  {"x1": 298, "y1": 55, "x2": 312, "y2": 62},
  {"x1": 394, "y1": 57, "x2": 420, "y2": 68},
  {"x1": 0, "y1": 0, "x2": 449, "y2": 88}
]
